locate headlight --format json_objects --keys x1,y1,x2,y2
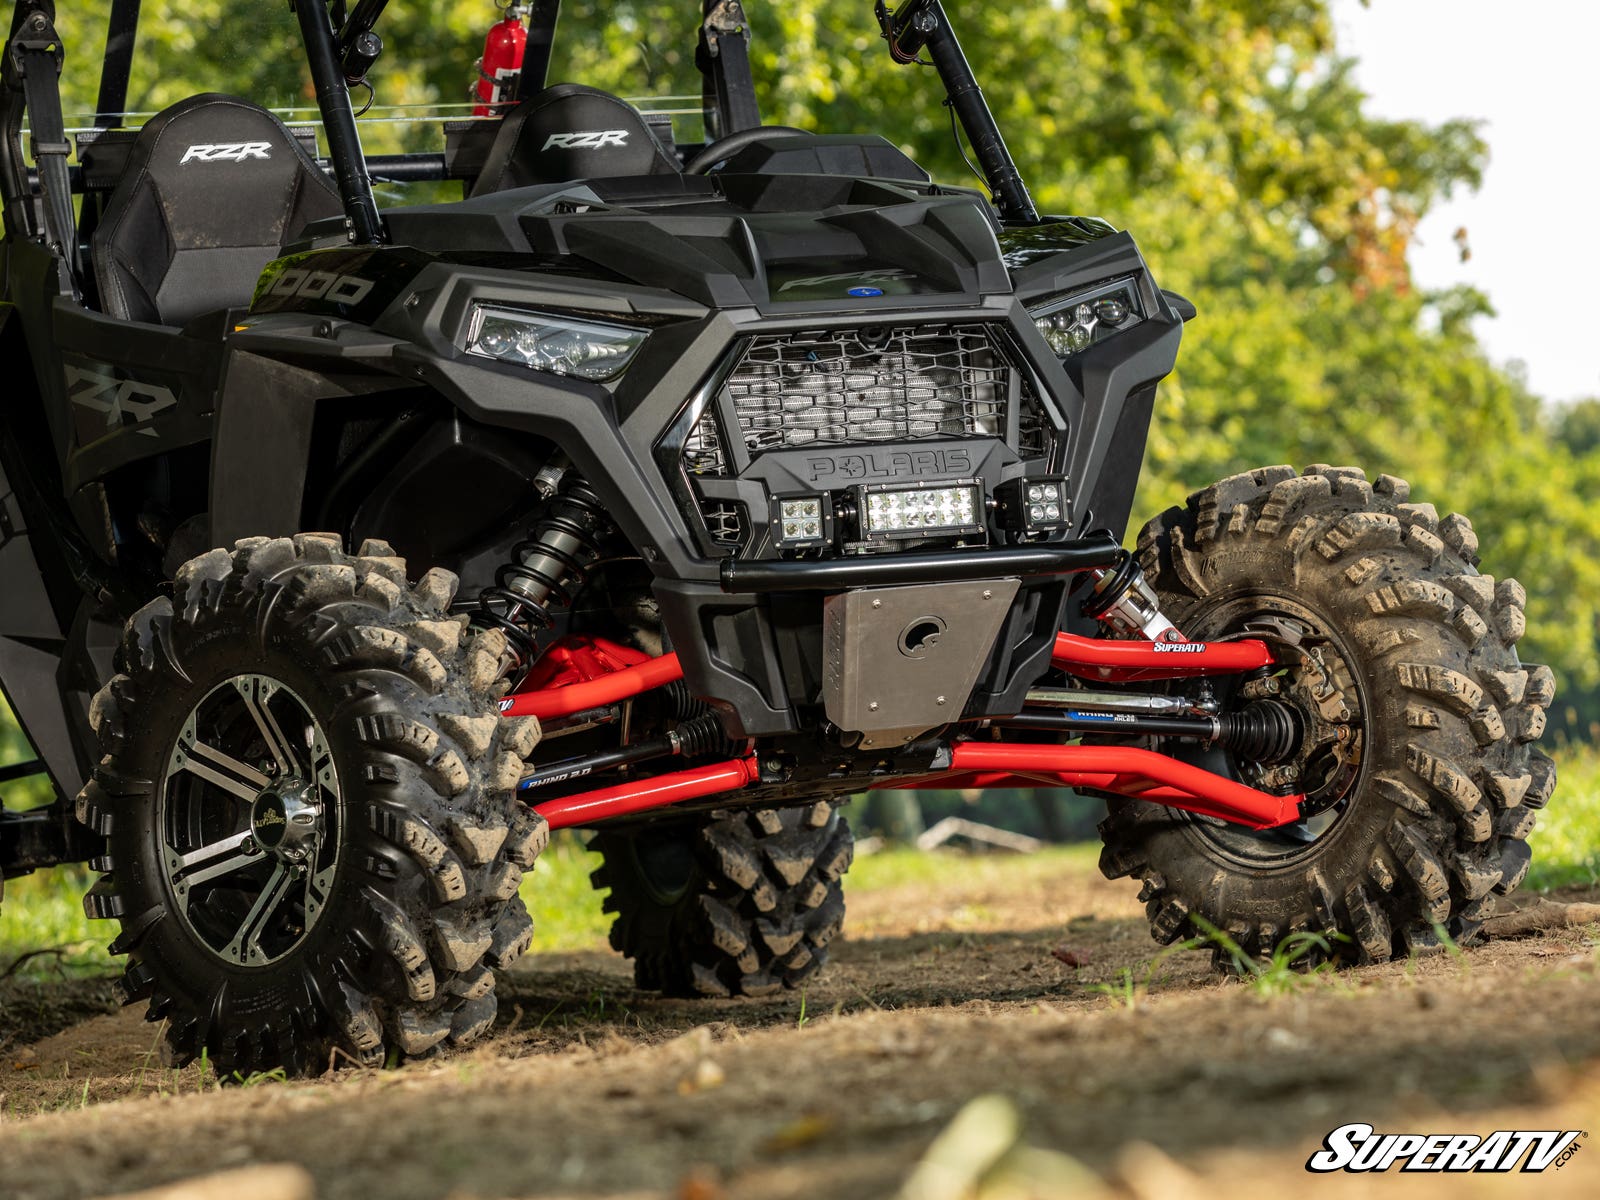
[
  {"x1": 464, "y1": 305, "x2": 648, "y2": 382},
  {"x1": 1028, "y1": 278, "x2": 1143, "y2": 360}
]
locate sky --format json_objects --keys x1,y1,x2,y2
[{"x1": 1332, "y1": 0, "x2": 1600, "y2": 404}]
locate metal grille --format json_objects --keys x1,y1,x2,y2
[
  {"x1": 1016, "y1": 377, "x2": 1051, "y2": 460},
  {"x1": 723, "y1": 325, "x2": 1008, "y2": 454},
  {"x1": 682, "y1": 410, "x2": 729, "y2": 476},
  {"x1": 700, "y1": 499, "x2": 748, "y2": 548}
]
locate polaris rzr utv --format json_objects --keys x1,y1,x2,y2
[{"x1": 0, "y1": 0, "x2": 1555, "y2": 1077}]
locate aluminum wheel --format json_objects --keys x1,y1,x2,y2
[{"x1": 159, "y1": 673, "x2": 341, "y2": 968}]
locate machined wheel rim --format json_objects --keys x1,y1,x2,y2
[{"x1": 159, "y1": 674, "x2": 342, "y2": 967}]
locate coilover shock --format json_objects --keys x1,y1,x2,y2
[
  {"x1": 1081, "y1": 548, "x2": 1184, "y2": 643},
  {"x1": 473, "y1": 473, "x2": 612, "y2": 672}
]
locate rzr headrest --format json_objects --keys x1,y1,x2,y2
[
  {"x1": 92, "y1": 93, "x2": 343, "y2": 326},
  {"x1": 470, "y1": 84, "x2": 681, "y2": 197}
]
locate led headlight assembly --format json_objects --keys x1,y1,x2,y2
[
  {"x1": 465, "y1": 305, "x2": 648, "y2": 382},
  {"x1": 1029, "y1": 278, "x2": 1143, "y2": 361}
]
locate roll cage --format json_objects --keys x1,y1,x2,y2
[{"x1": 1, "y1": 1, "x2": 1036, "y2": 282}]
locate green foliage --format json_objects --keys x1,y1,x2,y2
[
  {"x1": 1527, "y1": 745, "x2": 1600, "y2": 890},
  {"x1": 0, "y1": 866, "x2": 107, "y2": 979},
  {"x1": 516, "y1": 833, "x2": 612, "y2": 953}
]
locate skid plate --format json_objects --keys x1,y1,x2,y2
[{"x1": 822, "y1": 579, "x2": 1020, "y2": 748}]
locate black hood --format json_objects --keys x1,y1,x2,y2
[{"x1": 375, "y1": 173, "x2": 1014, "y2": 309}]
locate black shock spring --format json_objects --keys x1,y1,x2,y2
[{"x1": 474, "y1": 475, "x2": 612, "y2": 669}]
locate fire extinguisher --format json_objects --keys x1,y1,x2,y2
[{"x1": 473, "y1": 2, "x2": 531, "y2": 117}]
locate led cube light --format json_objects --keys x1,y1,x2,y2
[
  {"x1": 858, "y1": 481, "x2": 985, "y2": 543},
  {"x1": 996, "y1": 476, "x2": 1071, "y2": 533},
  {"x1": 771, "y1": 493, "x2": 834, "y2": 550}
]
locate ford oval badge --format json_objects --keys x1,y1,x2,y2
[{"x1": 847, "y1": 286, "x2": 885, "y2": 297}]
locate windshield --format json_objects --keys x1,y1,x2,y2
[{"x1": 53, "y1": 4, "x2": 711, "y2": 154}]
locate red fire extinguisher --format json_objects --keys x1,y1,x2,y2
[{"x1": 473, "y1": 2, "x2": 531, "y2": 117}]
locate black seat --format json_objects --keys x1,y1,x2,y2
[
  {"x1": 470, "y1": 84, "x2": 680, "y2": 197},
  {"x1": 91, "y1": 93, "x2": 344, "y2": 327}
]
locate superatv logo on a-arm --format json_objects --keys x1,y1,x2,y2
[
  {"x1": 542, "y1": 130, "x2": 631, "y2": 150},
  {"x1": 1307, "y1": 1124, "x2": 1586, "y2": 1173},
  {"x1": 180, "y1": 142, "x2": 273, "y2": 164}
]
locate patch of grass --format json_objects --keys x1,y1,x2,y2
[
  {"x1": 1088, "y1": 936, "x2": 1204, "y2": 1009},
  {"x1": 519, "y1": 833, "x2": 610, "y2": 953},
  {"x1": 229, "y1": 1066, "x2": 288, "y2": 1088},
  {"x1": 1528, "y1": 745, "x2": 1600, "y2": 891},
  {"x1": 1089, "y1": 967, "x2": 1138, "y2": 1010},
  {"x1": 0, "y1": 867, "x2": 111, "y2": 981},
  {"x1": 847, "y1": 843, "x2": 1099, "y2": 894},
  {"x1": 1191, "y1": 915, "x2": 1344, "y2": 996}
]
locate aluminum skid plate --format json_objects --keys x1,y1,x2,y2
[{"x1": 822, "y1": 579, "x2": 1020, "y2": 748}]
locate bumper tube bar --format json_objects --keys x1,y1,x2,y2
[
  {"x1": 1052, "y1": 631, "x2": 1275, "y2": 678},
  {"x1": 501, "y1": 653, "x2": 685, "y2": 721},
  {"x1": 943, "y1": 743, "x2": 1302, "y2": 829},
  {"x1": 719, "y1": 535, "x2": 1123, "y2": 593},
  {"x1": 532, "y1": 756, "x2": 763, "y2": 830}
]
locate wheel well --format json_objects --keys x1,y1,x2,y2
[{"x1": 303, "y1": 389, "x2": 561, "y2": 585}]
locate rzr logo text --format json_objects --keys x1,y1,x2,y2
[
  {"x1": 542, "y1": 130, "x2": 631, "y2": 151},
  {"x1": 1307, "y1": 1123, "x2": 1586, "y2": 1173},
  {"x1": 66, "y1": 365, "x2": 178, "y2": 440},
  {"x1": 181, "y1": 142, "x2": 273, "y2": 164}
]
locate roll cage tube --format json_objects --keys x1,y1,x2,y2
[
  {"x1": 94, "y1": 0, "x2": 140, "y2": 127},
  {"x1": 875, "y1": 0, "x2": 1039, "y2": 224},
  {"x1": 698, "y1": 0, "x2": 761, "y2": 138},
  {"x1": 518, "y1": 0, "x2": 561, "y2": 101},
  {"x1": 294, "y1": 0, "x2": 382, "y2": 244}
]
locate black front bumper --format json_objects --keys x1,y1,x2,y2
[{"x1": 657, "y1": 533, "x2": 1124, "y2": 739}]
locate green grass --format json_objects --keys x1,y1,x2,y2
[
  {"x1": 0, "y1": 867, "x2": 108, "y2": 980},
  {"x1": 1527, "y1": 744, "x2": 1600, "y2": 891},
  {"x1": 847, "y1": 842, "x2": 1099, "y2": 893},
  {"x1": 1190, "y1": 915, "x2": 1345, "y2": 995},
  {"x1": 518, "y1": 834, "x2": 610, "y2": 953}
]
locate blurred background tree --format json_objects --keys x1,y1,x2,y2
[{"x1": 8, "y1": 2, "x2": 1597, "y2": 826}]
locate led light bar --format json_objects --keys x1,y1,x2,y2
[
  {"x1": 465, "y1": 305, "x2": 648, "y2": 382},
  {"x1": 858, "y1": 481, "x2": 985, "y2": 543},
  {"x1": 771, "y1": 493, "x2": 834, "y2": 550}
]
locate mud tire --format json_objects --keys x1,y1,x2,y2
[
  {"x1": 1098, "y1": 466, "x2": 1555, "y2": 966},
  {"x1": 77, "y1": 535, "x2": 545, "y2": 1077},
  {"x1": 590, "y1": 801, "x2": 852, "y2": 997}
]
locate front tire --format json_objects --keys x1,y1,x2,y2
[
  {"x1": 78, "y1": 534, "x2": 545, "y2": 1077},
  {"x1": 590, "y1": 800, "x2": 853, "y2": 997},
  {"x1": 1099, "y1": 466, "x2": 1555, "y2": 965}
]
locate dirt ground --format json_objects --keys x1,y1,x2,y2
[{"x1": 1, "y1": 855, "x2": 1597, "y2": 1200}]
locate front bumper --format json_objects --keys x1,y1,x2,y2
[{"x1": 655, "y1": 534, "x2": 1125, "y2": 740}]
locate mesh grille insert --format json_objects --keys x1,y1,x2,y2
[
  {"x1": 724, "y1": 325, "x2": 1008, "y2": 454},
  {"x1": 699, "y1": 499, "x2": 748, "y2": 548}
]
